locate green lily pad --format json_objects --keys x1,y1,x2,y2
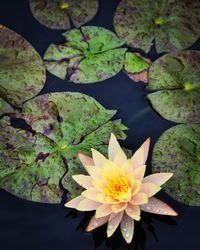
[
  {"x1": 44, "y1": 26, "x2": 126, "y2": 83},
  {"x1": 0, "y1": 25, "x2": 46, "y2": 107},
  {"x1": 151, "y1": 124, "x2": 200, "y2": 206},
  {"x1": 114, "y1": 0, "x2": 200, "y2": 53},
  {"x1": 124, "y1": 52, "x2": 151, "y2": 83},
  {"x1": 0, "y1": 92, "x2": 127, "y2": 203},
  {"x1": 0, "y1": 98, "x2": 14, "y2": 117},
  {"x1": 147, "y1": 51, "x2": 200, "y2": 123},
  {"x1": 29, "y1": 0, "x2": 98, "y2": 30}
]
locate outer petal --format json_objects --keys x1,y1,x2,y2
[
  {"x1": 140, "y1": 183, "x2": 161, "y2": 197},
  {"x1": 125, "y1": 204, "x2": 140, "y2": 221},
  {"x1": 86, "y1": 215, "x2": 109, "y2": 232},
  {"x1": 107, "y1": 212, "x2": 124, "y2": 237},
  {"x1": 130, "y1": 192, "x2": 148, "y2": 205},
  {"x1": 120, "y1": 213, "x2": 135, "y2": 244},
  {"x1": 78, "y1": 152, "x2": 94, "y2": 166},
  {"x1": 77, "y1": 199, "x2": 100, "y2": 211},
  {"x1": 112, "y1": 203, "x2": 127, "y2": 213},
  {"x1": 141, "y1": 197, "x2": 178, "y2": 216},
  {"x1": 72, "y1": 175, "x2": 93, "y2": 189},
  {"x1": 91, "y1": 148, "x2": 107, "y2": 168},
  {"x1": 95, "y1": 204, "x2": 113, "y2": 218},
  {"x1": 108, "y1": 133, "x2": 126, "y2": 162},
  {"x1": 65, "y1": 196, "x2": 84, "y2": 208},
  {"x1": 84, "y1": 165, "x2": 101, "y2": 179},
  {"x1": 81, "y1": 188, "x2": 99, "y2": 201},
  {"x1": 133, "y1": 165, "x2": 146, "y2": 181},
  {"x1": 92, "y1": 179, "x2": 106, "y2": 192},
  {"x1": 114, "y1": 150, "x2": 127, "y2": 167},
  {"x1": 131, "y1": 138, "x2": 150, "y2": 170},
  {"x1": 122, "y1": 160, "x2": 133, "y2": 175},
  {"x1": 142, "y1": 173, "x2": 173, "y2": 186}
]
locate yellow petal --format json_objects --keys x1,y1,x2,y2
[
  {"x1": 140, "y1": 183, "x2": 161, "y2": 197},
  {"x1": 96, "y1": 193, "x2": 108, "y2": 203},
  {"x1": 86, "y1": 215, "x2": 109, "y2": 232},
  {"x1": 120, "y1": 213, "x2": 134, "y2": 244},
  {"x1": 78, "y1": 152, "x2": 94, "y2": 166},
  {"x1": 142, "y1": 173, "x2": 173, "y2": 186},
  {"x1": 81, "y1": 188, "x2": 99, "y2": 201},
  {"x1": 91, "y1": 148, "x2": 107, "y2": 168},
  {"x1": 113, "y1": 149, "x2": 127, "y2": 167},
  {"x1": 107, "y1": 212, "x2": 124, "y2": 237},
  {"x1": 132, "y1": 180, "x2": 141, "y2": 195},
  {"x1": 64, "y1": 196, "x2": 84, "y2": 208},
  {"x1": 125, "y1": 204, "x2": 141, "y2": 221},
  {"x1": 140, "y1": 197, "x2": 178, "y2": 216},
  {"x1": 122, "y1": 160, "x2": 133, "y2": 175},
  {"x1": 72, "y1": 175, "x2": 93, "y2": 189},
  {"x1": 95, "y1": 204, "x2": 112, "y2": 218},
  {"x1": 112, "y1": 203, "x2": 127, "y2": 213},
  {"x1": 92, "y1": 179, "x2": 106, "y2": 191},
  {"x1": 77, "y1": 199, "x2": 100, "y2": 211},
  {"x1": 130, "y1": 192, "x2": 148, "y2": 205},
  {"x1": 85, "y1": 165, "x2": 101, "y2": 179},
  {"x1": 108, "y1": 133, "x2": 125, "y2": 161},
  {"x1": 133, "y1": 165, "x2": 146, "y2": 181}
]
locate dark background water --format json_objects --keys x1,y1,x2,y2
[{"x1": 0, "y1": 0, "x2": 200, "y2": 249}]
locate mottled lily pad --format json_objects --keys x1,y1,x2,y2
[
  {"x1": 44, "y1": 26, "x2": 126, "y2": 83},
  {"x1": 29, "y1": 0, "x2": 99, "y2": 30},
  {"x1": 0, "y1": 25, "x2": 46, "y2": 107},
  {"x1": 0, "y1": 92, "x2": 127, "y2": 203},
  {"x1": 151, "y1": 124, "x2": 200, "y2": 206},
  {"x1": 147, "y1": 51, "x2": 200, "y2": 123},
  {"x1": 0, "y1": 98, "x2": 14, "y2": 117},
  {"x1": 124, "y1": 52, "x2": 151, "y2": 83},
  {"x1": 114, "y1": 0, "x2": 200, "y2": 53}
]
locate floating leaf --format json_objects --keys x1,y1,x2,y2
[
  {"x1": 44, "y1": 26, "x2": 126, "y2": 83},
  {"x1": 29, "y1": 0, "x2": 99, "y2": 30},
  {"x1": 0, "y1": 98, "x2": 14, "y2": 117},
  {"x1": 0, "y1": 92, "x2": 127, "y2": 203},
  {"x1": 151, "y1": 124, "x2": 200, "y2": 206},
  {"x1": 147, "y1": 51, "x2": 200, "y2": 123},
  {"x1": 114, "y1": 0, "x2": 200, "y2": 53},
  {"x1": 124, "y1": 52, "x2": 151, "y2": 83},
  {"x1": 0, "y1": 25, "x2": 46, "y2": 107}
]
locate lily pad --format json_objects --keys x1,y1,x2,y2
[
  {"x1": 44, "y1": 26, "x2": 127, "y2": 83},
  {"x1": 0, "y1": 25, "x2": 46, "y2": 107},
  {"x1": 147, "y1": 51, "x2": 200, "y2": 123},
  {"x1": 0, "y1": 92, "x2": 127, "y2": 203},
  {"x1": 151, "y1": 124, "x2": 200, "y2": 206},
  {"x1": 124, "y1": 52, "x2": 151, "y2": 83},
  {"x1": 114, "y1": 0, "x2": 200, "y2": 53},
  {"x1": 0, "y1": 98, "x2": 14, "y2": 117},
  {"x1": 29, "y1": 0, "x2": 99, "y2": 30}
]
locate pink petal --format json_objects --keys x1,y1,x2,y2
[
  {"x1": 125, "y1": 204, "x2": 140, "y2": 221},
  {"x1": 141, "y1": 197, "x2": 178, "y2": 216},
  {"x1": 130, "y1": 192, "x2": 148, "y2": 205},
  {"x1": 95, "y1": 204, "x2": 113, "y2": 218},
  {"x1": 133, "y1": 165, "x2": 146, "y2": 181},
  {"x1": 86, "y1": 215, "x2": 109, "y2": 232},
  {"x1": 142, "y1": 173, "x2": 173, "y2": 186},
  {"x1": 64, "y1": 196, "x2": 84, "y2": 208},
  {"x1": 81, "y1": 188, "x2": 99, "y2": 200},
  {"x1": 108, "y1": 133, "x2": 126, "y2": 161},
  {"x1": 78, "y1": 152, "x2": 94, "y2": 166},
  {"x1": 91, "y1": 148, "x2": 106, "y2": 168},
  {"x1": 72, "y1": 174, "x2": 93, "y2": 189},
  {"x1": 140, "y1": 183, "x2": 161, "y2": 197},
  {"x1": 131, "y1": 138, "x2": 150, "y2": 170},
  {"x1": 77, "y1": 199, "x2": 100, "y2": 211},
  {"x1": 107, "y1": 212, "x2": 124, "y2": 237},
  {"x1": 112, "y1": 203, "x2": 127, "y2": 213},
  {"x1": 120, "y1": 213, "x2": 135, "y2": 244}
]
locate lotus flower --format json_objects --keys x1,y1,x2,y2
[{"x1": 65, "y1": 134, "x2": 177, "y2": 243}]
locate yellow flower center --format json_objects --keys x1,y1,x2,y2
[{"x1": 59, "y1": 2, "x2": 69, "y2": 10}]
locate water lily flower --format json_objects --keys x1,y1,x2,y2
[{"x1": 65, "y1": 134, "x2": 177, "y2": 243}]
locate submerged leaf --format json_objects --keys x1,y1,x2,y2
[
  {"x1": 44, "y1": 26, "x2": 126, "y2": 83},
  {"x1": 0, "y1": 98, "x2": 14, "y2": 117},
  {"x1": 147, "y1": 51, "x2": 200, "y2": 123},
  {"x1": 0, "y1": 25, "x2": 46, "y2": 107},
  {"x1": 151, "y1": 124, "x2": 200, "y2": 206},
  {"x1": 0, "y1": 92, "x2": 127, "y2": 203},
  {"x1": 29, "y1": 0, "x2": 98, "y2": 30},
  {"x1": 114, "y1": 0, "x2": 200, "y2": 53}
]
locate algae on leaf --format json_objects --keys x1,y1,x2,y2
[
  {"x1": 152, "y1": 124, "x2": 200, "y2": 206},
  {"x1": 0, "y1": 92, "x2": 127, "y2": 203},
  {"x1": 44, "y1": 26, "x2": 126, "y2": 83},
  {"x1": 29, "y1": 0, "x2": 99, "y2": 30},
  {"x1": 147, "y1": 51, "x2": 200, "y2": 123},
  {"x1": 0, "y1": 98, "x2": 14, "y2": 117},
  {"x1": 0, "y1": 25, "x2": 46, "y2": 107},
  {"x1": 114, "y1": 0, "x2": 200, "y2": 53}
]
